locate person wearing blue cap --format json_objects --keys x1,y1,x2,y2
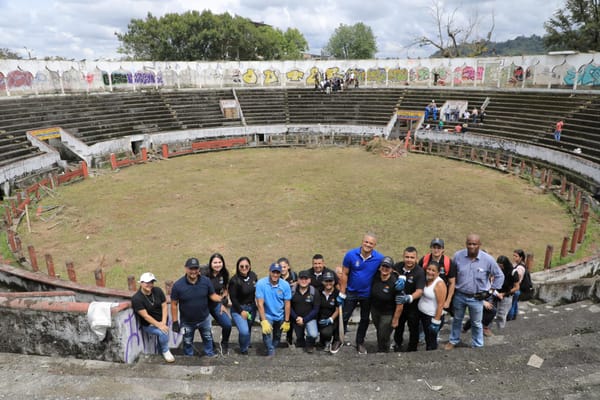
[{"x1": 255, "y1": 262, "x2": 292, "y2": 356}]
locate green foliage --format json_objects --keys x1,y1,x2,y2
[
  {"x1": 325, "y1": 23, "x2": 377, "y2": 59},
  {"x1": 430, "y1": 35, "x2": 547, "y2": 57},
  {"x1": 0, "y1": 48, "x2": 22, "y2": 59},
  {"x1": 116, "y1": 10, "x2": 308, "y2": 61},
  {"x1": 544, "y1": 0, "x2": 600, "y2": 51}
]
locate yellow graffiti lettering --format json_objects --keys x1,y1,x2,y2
[
  {"x1": 263, "y1": 69, "x2": 279, "y2": 85},
  {"x1": 287, "y1": 69, "x2": 305, "y2": 82},
  {"x1": 242, "y1": 69, "x2": 258, "y2": 84}
]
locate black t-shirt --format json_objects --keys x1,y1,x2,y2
[
  {"x1": 500, "y1": 265, "x2": 517, "y2": 294},
  {"x1": 131, "y1": 286, "x2": 166, "y2": 327},
  {"x1": 393, "y1": 262, "x2": 426, "y2": 304},
  {"x1": 309, "y1": 267, "x2": 339, "y2": 292},
  {"x1": 318, "y1": 288, "x2": 340, "y2": 320},
  {"x1": 370, "y1": 272, "x2": 401, "y2": 315},
  {"x1": 290, "y1": 285, "x2": 321, "y2": 322},
  {"x1": 228, "y1": 271, "x2": 257, "y2": 314}
]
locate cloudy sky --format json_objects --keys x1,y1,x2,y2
[{"x1": 1, "y1": 0, "x2": 563, "y2": 60}]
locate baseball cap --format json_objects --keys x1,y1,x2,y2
[
  {"x1": 430, "y1": 238, "x2": 445, "y2": 248},
  {"x1": 139, "y1": 272, "x2": 157, "y2": 283},
  {"x1": 269, "y1": 263, "x2": 282, "y2": 273},
  {"x1": 185, "y1": 257, "x2": 200, "y2": 269},
  {"x1": 298, "y1": 270, "x2": 311, "y2": 279},
  {"x1": 322, "y1": 271, "x2": 335, "y2": 281},
  {"x1": 380, "y1": 256, "x2": 394, "y2": 268}
]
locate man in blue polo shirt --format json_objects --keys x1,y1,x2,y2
[
  {"x1": 338, "y1": 232, "x2": 384, "y2": 354},
  {"x1": 170, "y1": 257, "x2": 222, "y2": 358},
  {"x1": 256, "y1": 262, "x2": 292, "y2": 356},
  {"x1": 445, "y1": 234, "x2": 504, "y2": 350}
]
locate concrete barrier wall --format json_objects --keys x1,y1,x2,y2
[{"x1": 1, "y1": 52, "x2": 600, "y2": 95}]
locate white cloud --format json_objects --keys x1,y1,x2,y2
[{"x1": 1, "y1": 0, "x2": 561, "y2": 60}]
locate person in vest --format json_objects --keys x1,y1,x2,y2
[
  {"x1": 392, "y1": 246, "x2": 425, "y2": 352},
  {"x1": 291, "y1": 270, "x2": 321, "y2": 353},
  {"x1": 131, "y1": 272, "x2": 174, "y2": 363},
  {"x1": 417, "y1": 261, "x2": 447, "y2": 350},
  {"x1": 419, "y1": 238, "x2": 457, "y2": 314}
]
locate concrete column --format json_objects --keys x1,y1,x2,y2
[
  {"x1": 95, "y1": 268, "x2": 106, "y2": 287},
  {"x1": 127, "y1": 275, "x2": 136, "y2": 291}
]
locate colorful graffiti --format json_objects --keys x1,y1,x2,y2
[
  {"x1": 0, "y1": 70, "x2": 35, "y2": 90},
  {"x1": 367, "y1": 68, "x2": 386, "y2": 84},
  {"x1": 286, "y1": 68, "x2": 305, "y2": 82},
  {"x1": 242, "y1": 68, "x2": 258, "y2": 84},
  {"x1": 263, "y1": 69, "x2": 279, "y2": 85},
  {"x1": 388, "y1": 67, "x2": 408, "y2": 83},
  {"x1": 564, "y1": 63, "x2": 600, "y2": 86}
]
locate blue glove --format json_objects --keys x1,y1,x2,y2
[
  {"x1": 318, "y1": 318, "x2": 334, "y2": 326},
  {"x1": 394, "y1": 275, "x2": 406, "y2": 291},
  {"x1": 336, "y1": 292, "x2": 346, "y2": 307},
  {"x1": 395, "y1": 294, "x2": 413, "y2": 305},
  {"x1": 428, "y1": 318, "x2": 441, "y2": 334}
]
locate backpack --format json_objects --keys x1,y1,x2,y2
[
  {"x1": 422, "y1": 253, "x2": 451, "y2": 276},
  {"x1": 520, "y1": 267, "x2": 533, "y2": 295}
]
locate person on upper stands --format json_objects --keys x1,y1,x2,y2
[
  {"x1": 462, "y1": 110, "x2": 471, "y2": 122},
  {"x1": 472, "y1": 107, "x2": 479, "y2": 123},
  {"x1": 554, "y1": 120, "x2": 564, "y2": 142}
]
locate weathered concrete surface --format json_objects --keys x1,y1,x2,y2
[{"x1": 0, "y1": 300, "x2": 598, "y2": 400}]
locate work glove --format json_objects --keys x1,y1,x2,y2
[
  {"x1": 281, "y1": 321, "x2": 291, "y2": 333},
  {"x1": 318, "y1": 318, "x2": 334, "y2": 326},
  {"x1": 429, "y1": 318, "x2": 442, "y2": 334},
  {"x1": 395, "y1": 294, "x2": 413, "y2": 305},
  {"x1": 260, "y1": 320, "x2": 272, "y2": 335},
  {"x1": 336, "y1": 292, "x2": 346, "y2": 307},
  {"x1": 394, "y1": 275, "x2": 407, "y2": 291},
  {"x1": 171, "y1": 321, "x2": 180, "y2": 333}
]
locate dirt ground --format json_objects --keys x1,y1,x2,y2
[
  {"x1": 16, "y1": 147, "x2": 578, "y2": 289},
  {"x1": 1, "y1": 299, "x2": 598, "y2": 400}
]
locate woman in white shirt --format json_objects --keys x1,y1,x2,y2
[{"x1": 417, "y1": 261, "x2": 447, "y2": 350}]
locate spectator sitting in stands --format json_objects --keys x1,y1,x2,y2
[
  {"x1": 479, "y1": 109, "x2": 486, "y2": 124},
  {"x1": 443, "y1": 106, "x2": 451, "y2": 121},
  {"x1": 438, "y1": 120, "x2": 444, "y2": 131},
  {"x1": 472, "y1": 108, "x2": 479, "y2": 123},
  {"x1": 461, "y1": 124, "x2": 469, "y2": 134},
  {"x1": 454, "y1": 124, "x2": 462, "y2": 134}
]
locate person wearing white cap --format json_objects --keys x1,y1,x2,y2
[{"x1": 131, "y1": 272, "x2": 174, "y2": 363}]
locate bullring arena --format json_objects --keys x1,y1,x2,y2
[{"x1": 0, "y1": 54, "x2": 600, "y2": 399}]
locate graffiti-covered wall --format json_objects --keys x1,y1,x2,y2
[{"x1": 1, "y1": 53, "x2": 599, "y2": 96}]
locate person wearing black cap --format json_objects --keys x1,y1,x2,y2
[
  {"x1": 290, "y1": 270, "x2": 321, "y2": 353},
  {"x1": 370, "y1": 256, "x2": 405, "y2": 353},
  {"x1": 170, "y1": 257, "x2": 222, "y2": 358},
  {"x1": 131, "y1": 272, "x2": 174, "y2": 363},
  {"x1": 255, "y1": 262, "x2": 292, "y2": 356},
  {"x1": 419, "y1": 238, "x2": 457, "y2": 314},
  {"x1": 317, "y1": 270, "x2": 342, "y2": 353}
]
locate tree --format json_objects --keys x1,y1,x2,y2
[
  {"x1": 325, "y1": 23, "x2": 377, "y2": 59},
  {"x1": 0, "y1": 48, "x2": 22, "y2": 59},
  {"x1": 116, "y1": 10, "x2": 309, "y2": 61},
  {"x1": 416, "y1": 1, "x2": 495, "y2": 57},
  {"x1": 544, "y1": 0, "x2": 600, "y2": 52}
]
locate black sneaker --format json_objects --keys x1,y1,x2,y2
[
  {"x1": 330, "y1": 341, "x2": 342, "y2": 354},
  {"x1": 306, "y1": 346, "x2": 315, "y2": 354},
  {"x1": 220, "y1": 342, "x2": 229, "y2": 356},
  {"x1": 357, "y1": 343, "x2": 367, "y2": 354}
]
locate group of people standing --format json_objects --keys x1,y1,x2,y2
[{"x1": 131, "y1": 232, "x2": 531, "y2": 362}]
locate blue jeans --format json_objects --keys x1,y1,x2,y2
[
  {"x1": 141, "y1": 324, "x2": 170, "y2": 354},
  {"x1": 292, "y1": 319, "x2": 318, "y2": 347},
  {"x1": 507, "y1": 290, "x2": 520, "y2": 320},
  {"x1": 231, "y1": 304, "x2": 256, "y2": 353},
  {"x1": 210, "y1": 303, "x2": 232, "y2": 344},
  {"x1": 342, "y1": 293, "x2": 371, "y2": 345},
  {"x1": 181, "y1": 316, "x2": 215, "y2": 356},
  {"x1": 261, "y1": 318, "x2": 283, "y2": 356},
  {"x1": 449, "y1": 291, "x2": 484, "y2": 348}
]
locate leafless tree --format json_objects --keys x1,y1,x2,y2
[{"x1": 415, "y1": 1, "x2": 495, "y2": 57}]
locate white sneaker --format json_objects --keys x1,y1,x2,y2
[{"x1": 162, "y1": 350, "x2": 175, "y2": 363}]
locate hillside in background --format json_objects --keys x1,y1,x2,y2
[{"x1": 430, "y1": 34, "x2": 546, "y2": 57}]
